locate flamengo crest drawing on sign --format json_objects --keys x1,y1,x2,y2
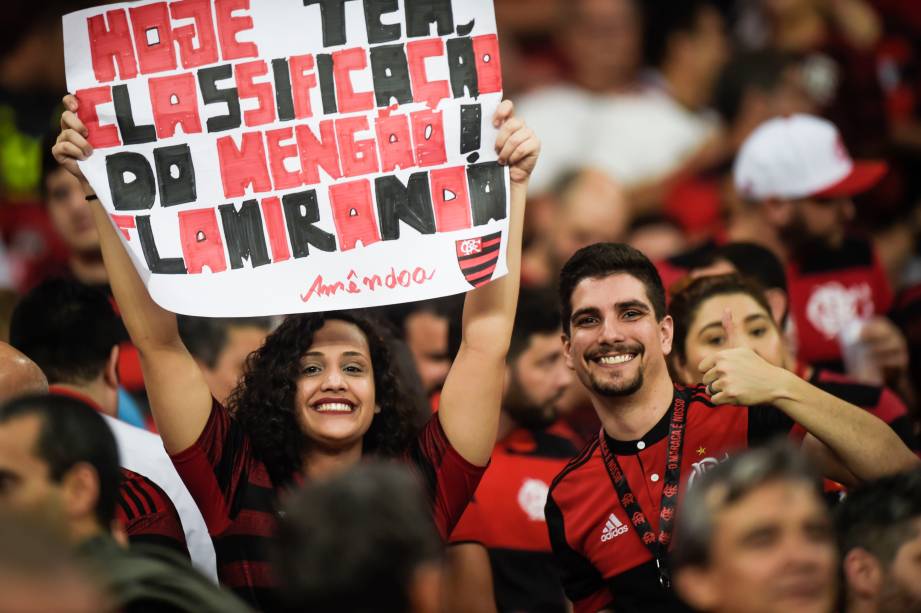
[{"x1": 63, "y1": 0, "x2": 508, "y2": 316}]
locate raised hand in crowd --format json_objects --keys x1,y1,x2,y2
[
  {"x1": 694, "y1": 287, "x2": 919, "y2": 484},
  {"x1": 54, "y1": 91, "x2": 539, "y2": 611}
]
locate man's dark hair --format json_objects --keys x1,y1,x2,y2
[
  {"x1": 642, "y1": 0, "x2": 720, "y2": 68},
  {"x1": 10, "y1": 279, "x2": 124, "y2": 385},
  {"x1": 559, "y1": 243, "x2": 666, "y2": 335},
  {"x1": 274, "y1": 462, "x2": 442, "y2": 613},
  {"x1": 835, "y1": 469, "x2": 921, "y2": 567},
  {"x1": 713, "y1": 242, "x2": 788, "y2": 294},
  {"x1": 509, "y1": 288, "x2": 562, "y2": 362},
  {"x1": 713, "y1": 51, "x2": 796, "y2": 124},
  {"x1": 0, "y1": 394, "x2": 120, "y2": 527},
  {"x1": 672, "y1": 441, "x2": 823, "y2": 571},
  {"x1": 177, "y1": 316, "x2": 273, "y2": 369}
]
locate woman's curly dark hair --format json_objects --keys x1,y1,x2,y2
[{"x1": 227, "y1": 310, "x2": 419, "y2": 489}]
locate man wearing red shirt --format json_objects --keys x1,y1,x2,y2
[
  {"x1": 446, "y1": 289, "x2": 579, "y2": 613},
  {"x1": 732, "y1": 114, "x2": 904, "y2": 377},
  {"x1": 546, "y1": 242, "x2": 918, "y2": 612}
]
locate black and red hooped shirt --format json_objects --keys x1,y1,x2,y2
[
  {"x1": 170, "y1": 398, "x2": 485, "y2": 611},
  {"x1": 117, "y1": 467, "x2": 189, "y2": 558},
  {"x1": 545, "y1": 385, "x2": 794, "y2": 613}
]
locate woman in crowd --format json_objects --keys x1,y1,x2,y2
[
  {"x1": 668, "y1": 274, "x2": 920, "y2": 476},
  {"x1": 53, "y1": 94, "x2": 540, "y2": 611}
]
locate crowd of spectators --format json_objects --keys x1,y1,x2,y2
[{"x1": 2, "y1": 0, "x2": 921, "y2": 611}]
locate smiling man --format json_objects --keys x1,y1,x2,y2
[{"x1": 544, "y1": 243, "x2": 917, "y2": 613}]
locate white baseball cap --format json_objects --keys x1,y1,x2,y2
[{"x1": 733, "y1": 114, "x2": 887, "y2": 201}]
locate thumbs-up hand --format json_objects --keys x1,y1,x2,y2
[
  {"x1": 698, "y1": 312, "x2": 788, "y2": 406},
  {"x1": 721, "y1": 308, "x2": 739, "y2": 349}
]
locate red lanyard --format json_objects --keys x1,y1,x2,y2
[{"x1": 598, "y1": 397, "x2": 687, "y2": 590}]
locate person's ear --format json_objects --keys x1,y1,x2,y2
[
  {"x1": 659, "y1": 315, "x2": 674, "y2": 356},
  {"x1": 562, "y1": 333, "x2": 574, "y2": 370},
  {"x1": 671, "y1": 354, "x2": 698, "y2": 386},
  {"x1": 764, "y1": 289, "x2": 788, "y2": 329},
  {"x1": 61, "y1": 463, "x2": 100, "y2": 523},
  {"x1": 103, "y1": 345, "x2": 119, "y2": 389},
  {"x1": 674, "y1": 566, "x2": 720, "y2": 612},
  {"x1": 842, "y1": 548, "x2": 883, "y2": 600}
]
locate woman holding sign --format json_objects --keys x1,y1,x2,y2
[{"x1": 54, "y1": 94, "x2": 539, "y2": 610}]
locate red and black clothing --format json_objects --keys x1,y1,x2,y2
[
  {"x1": 449, "y1": 423, "x2": 581, "y2": 613},
  {"x1": 792, "y1": 363, "x2": 921, "y2": 456},
  {"x1": 171, "y1": 398, "x2": 485, "y2": 610},
  {"x1": 787, "y1": 237, "x2": 892, "y2": 372},
  {"x1": 117, "y1": 468, "x2": 189, "y2": 559},
  {"x1": 546, "y1": 385, "x2": 794, "y2": 613}
]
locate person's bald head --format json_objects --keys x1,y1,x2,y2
[
  {"x1": 551, "y1": 168, "x2": 632, "y2": 266},
  {"x1": 0, "y1": 342, "x2": 48, "y2": 403}
]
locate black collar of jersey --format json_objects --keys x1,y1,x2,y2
[{"x1": 602, "y1": 387, "x2": 678, "y2": 455}]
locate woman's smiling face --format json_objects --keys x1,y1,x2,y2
[{"x1": 293, "y1": 320, "x2": 377, "y2": 453}]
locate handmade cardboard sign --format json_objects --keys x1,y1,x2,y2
[{"x1": 63, "y1": 0, "x2": 506, "y2": 316}]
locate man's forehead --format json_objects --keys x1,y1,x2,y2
[
  {"x1": 716, "y1": 480, "x2": 825, "y2": 529},
  {"x1": 0, "y1": 415, "x2": 43, "y2": 460},
  {"x1": 570, "y1": 274, "x2": 653, "y2": 310}
]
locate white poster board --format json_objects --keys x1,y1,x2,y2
[{"x1": 64, "y1": 0, "x2": 507, "y2": 316}]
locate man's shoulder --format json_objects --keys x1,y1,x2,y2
[
  {"x1": 79, "y1": 537, "x2": 248, "y2": 613},
  {"x1": 548, "y1": 436, "x2": 602, "y2": 495}
]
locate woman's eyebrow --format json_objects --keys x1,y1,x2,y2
[{"x1": 697, "y1": 320, "x2": 724, "y2": 336}]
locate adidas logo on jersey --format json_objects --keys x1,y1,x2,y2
[{"x1": 601, "y1": 513, "x2": 629, "y2": 542}]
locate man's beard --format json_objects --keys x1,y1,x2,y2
[
  {"x1": 583, "y1": 342, "x2": 646, "y2": 397},
  {"x1": 589, "y1": 368, "x2": 644, "y2": 397},
  {"x1": 781, "y1": 213, "x2": 836, "y2": 253},
  {"x1": 504, "y1": 373, "x2": 561, "y2": 430}
]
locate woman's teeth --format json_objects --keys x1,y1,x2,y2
[
  {"x1": 315, "y1": 403, "x2": 353, "y2": 413},
  {"x1": 598, "y1": 354, "x2": 635, "y2": 365}
]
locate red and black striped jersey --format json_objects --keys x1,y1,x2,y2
[
  {"x1": 171, "y1": 398, "x2": 484, "y2": 611},
  {"x1": 116, "y1": 468, "x2": 189, "y2": 559},
  {"x1": 449, "y1": 423, "x2": 581, "y2": 613},
  {"x1": 545, "y1": 385, "x2": 794, "y2": 613}
]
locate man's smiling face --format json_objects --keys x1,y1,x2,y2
[{"x1": 563, "y1": 274, "x2": 673, "y2": 398}]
